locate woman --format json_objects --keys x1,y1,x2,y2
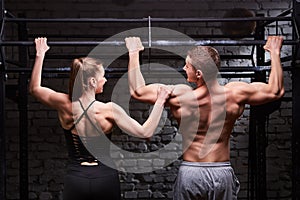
[{"x1": 29, "y1": 37, "x2": 170, "y2": 200}]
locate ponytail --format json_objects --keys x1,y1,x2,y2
[{"x1": 68, "y1": 57, "x2": 103, "y2": 101}]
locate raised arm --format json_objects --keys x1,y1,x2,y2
[
  {"x1": 29, "y1": 38, "x2": 67, "y2": 109},
  {"x1": 109, "y1": 86, "x2": 170, "y2": 138},
  {"x1": 125, "y1": 37, "x2": 168, "y2": 104},
  {"x1": 227, "y1": 36, "x2": 285, "y2": 105}
]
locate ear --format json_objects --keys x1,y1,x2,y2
[
  {"x1": 89, "y1": 77, "x2": 97, "y2": 88},
  {"x1": 196, "y1": 70, "x2": 203, "y2": 79}
]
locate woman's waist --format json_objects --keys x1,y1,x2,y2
[{"x1": 66, "y1": 160, "x2": 118, "y2": 178}]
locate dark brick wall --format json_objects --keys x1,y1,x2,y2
[{"x1": 3, "y1": 0, "x2": 293, "y2": 199}]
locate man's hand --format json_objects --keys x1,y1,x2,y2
[
  {"x1": 263, "y1": 36, "x2": 283, "y2": 55},
  {"x1": 125, "y1": 37, "x2": 144, "y2": 53}
]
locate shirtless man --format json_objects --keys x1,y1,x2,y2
[{"x1": 125, "y1": 36, "x2": 284, "y2": 200}]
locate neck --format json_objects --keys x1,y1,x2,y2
[
  {"x1": 80, "y1": 90, "x2": 96, "y2": 102},
  {"x1": 196, "y1": 78, "x2": 205, "y2": 88},
  {"x1": 196, "y1": 78, "x2": 221, "y2": 92}
]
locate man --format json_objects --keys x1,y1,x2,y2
[{"x1": 125, "y1": 36, "x2": 284, "y2": 200}]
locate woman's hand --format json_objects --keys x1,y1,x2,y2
[
  {"x1": 35, "y1": 37, "x2": 50, "y2": 57},
  {"x1": 156, "y1": 86, "x2": 171, "y2": 105}
]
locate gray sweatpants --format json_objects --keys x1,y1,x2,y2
[{"x1": 173, "y1": 161, "x2": 240, "y2": 200}]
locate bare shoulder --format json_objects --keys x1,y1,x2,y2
[
  {"x1": 226, "y1": 81, "x2": 249, "y2": 89},
  {"x1": 225, "y1": 81, "x2": 251, "y2": 95},
  {"x1": 94, "y1": 101, "x2": 121, "y2": 114},
  {"x1": 51, "y1": 93, "x2": 71, "y2": 109},
  {"x1": 165, "y1": 84, "x2": 193, "y2": 107},
  {"x1": 50, "y1": 92, "x2": 68, "y2": 102},
  {"x1": 94, "y1": 101, "x2": 112, "y2": 110},
  {"x1": 225, "y1": 81, "x2": 253, "y2": 104},
  {"x1": 170, "y1": 84, "x2": 193, "y2": 97}
]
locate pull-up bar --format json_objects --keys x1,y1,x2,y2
[
  {"x1": 4, "y1": 16, "x2": 292, "y2": 23},
  {"x1": 0, "y1": 39, "x2": 298, "y2": 46},
  {"x1": 4, "y1": 66, "x2": 292, "y2": 74}
]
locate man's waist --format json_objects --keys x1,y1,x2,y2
[{"x1": 181, "y1": 160, "x2": 231, "y2": 167}]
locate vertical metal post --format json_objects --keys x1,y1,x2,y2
[
  {"x1": 248, "y1": 112, "x2": 256, "y2": 200},
  {"x1": 292, "y1": 62, "x2": 300, "y2": 200},
  {"x1": 18, "y1": 13, "x2": 29, "y2": 200},
  {"x1": 292, "y1": 0, "x2": 300, "y2": 199},
  {"x1": 256, "y1": 28, "x2": 268, "y2": 200},
  {"x1": 249, "y1": 13, "x2": 267, "y2": 200},
  {"x1": 147, "y1": 16, "x2": 151, "y2": 70},
  {"x1": 0, "y1": 0, "x2": 6, "y2": 199}
]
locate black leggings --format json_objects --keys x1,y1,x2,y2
[{"x1": 63, "y1": 163, "x2": 121, "y2": 200}]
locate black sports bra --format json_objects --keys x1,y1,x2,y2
[{"x1": 63, "y1": 99, "x2": 111, "y2": 164}]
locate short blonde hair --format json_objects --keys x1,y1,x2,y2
[{"x1": 187, "y1": 46, "x2": 220, "y2": 80}]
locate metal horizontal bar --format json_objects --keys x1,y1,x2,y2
[
  {"x1": 219, "y1": 66, "x2": 293, "y2": 72},
  {"x1": 4, "y1": 16, "x2": 292, "y2": 23},
  {"x1": 4, "y1": 69, "x2": 255, "y2": 79},
  {"x1": 0, "y1": 39, "x2": 298, "y2": 46},
  {"x1": 5, "y1": 66, "x2": 292, "y2": 74},
  {"x1": 5, "y1": 67, "x2": 70, "y2": 73},
  {"x1": 26, "y1": 54, "x2": 253, "y2": 60},
  {"x1": 0, "y1": 41, "x2": 124, "y2": 46},
  {"x1": 5, "y1": 18, "x2": 148, "y2": 23},
  {"x1": 27, "y1": 33, "x2": 256, "y2": 39},
  {"x1": 260, "y1": 8, "x2": 293, "y2": 27},
  {"x1": 220, "y1": 55, "x2": 253, "y2": 59},
  {"x1": 5, "y1": 73, "x2": 255, "y2": 79},
  {"x1": 151, "y1": 16, "x2": 292, "y2": 22},
  {"x1": 157, "y1": 40, "x2": 298, "y2": 46}
]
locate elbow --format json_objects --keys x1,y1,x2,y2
[
  {"x1": 276, "y1": 86, "x2": 285, "y2": 99},
  {"x1": 130, "y1": 88, "x2": 143, "y2": 99},
  {"x1": 28, "y1": 85, "x2": 34, "y2": 95},
  {"x1": 28, "y1": 80, "x2": 35, "y2": 95},
  {"x1": 129, "y1": 88, "x2": 138, "y2": 98},
  {"x1": 278, "y1": 87, "x2": 285, "y2": 99},
  {"x1": 141, "y1": 130, "x2": 153, "y2": 139},
  {"x1": 142, "y1": 133, "x2": 152, "y2": 139},
  {"x1": 272, "y1": 87, "x2": 285, "y2": 101},
  {"x1": 129, "y1": 128, "x2": 152, "y2": 139},
  {"x1": 29, "y1": 85, "x2": 38, "y2": 97}
]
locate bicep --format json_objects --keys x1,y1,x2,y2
[
  {"x1": 133, "y1": 83, "x2": 162, "y2": 104},
  {"x1": 132, "y1": 82, "x2": 190, "y2": 108},
  {"x1": 230, "y1": 82, "x2": 275, "y2": 105}
]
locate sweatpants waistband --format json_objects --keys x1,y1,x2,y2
[{"x1": 181, "y1": 161, "x2": 231, "y2": 167}]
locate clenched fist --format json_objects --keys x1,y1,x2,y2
[{"x1": 125, "y1": 37, "x2": 144, "y2": 53}]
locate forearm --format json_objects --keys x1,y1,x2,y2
[
  {"x1": 29, "y1": 54, "x2": 45, "y2": 94},
  {"x1": 141, "y1": 101, "x2": 165, "y2": 137},
  {"x1": 128, "y1": 52, "x2": 145, "y2": 95},
  {"x1": 113, "y1": 101, "x2": 164, "y2": 138},
  {"x1": 268, "y1": 52, "x2": 284, "y2": 96}
]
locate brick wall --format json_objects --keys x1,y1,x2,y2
[{"x1": 3, "y1": 0, "x2": 293, "y2": 199}]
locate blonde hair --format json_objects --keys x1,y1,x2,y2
[{"x1": 68, "y1": 57, "x2": 104, "y2": 101}]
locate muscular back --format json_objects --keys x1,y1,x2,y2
[{"x1": 168, "y1": 83, "x2": 245, "y2": 162}]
